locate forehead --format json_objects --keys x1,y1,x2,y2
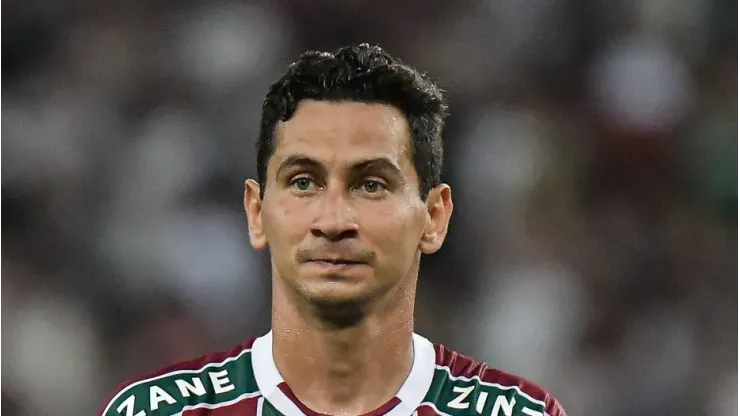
[{"x1": 271, "y1": 100, "x2": 411, "y2": 168}]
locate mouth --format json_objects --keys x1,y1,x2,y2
[
  {"x1": 305, "y1": 258, "x2": 369, "y2": 270},
  {"x1": 309, "y1": 259, "x2": 366, "y2": 265}
]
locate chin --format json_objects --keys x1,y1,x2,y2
[
  {"x1": 302, "y1": 278, "x2": 373, "y2": 305},
  {"x1": 297, "y1": 277, "x2": 379, "y2": 326},
  {"x1": 305, "y1": 292, "x2": 371, "y2": 328}
]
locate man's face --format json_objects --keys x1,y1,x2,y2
[{"x1": 246, "y1": 100, "x2": 440, "y2": 309}]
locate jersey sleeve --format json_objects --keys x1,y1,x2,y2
[
  {"x1": 433, "y1": 343, "x2": 569, "y2": 416},
  {"x1": 95, "y1": 352, "x2": 226, "y2": 415},
  {"x1": 96, "y1": 339, "x2": 257, "y2": 416}
]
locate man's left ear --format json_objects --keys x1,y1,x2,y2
[{"x1": 419, "y1": 184, "x2": 454, "y2": 254}]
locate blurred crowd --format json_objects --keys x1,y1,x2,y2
[{"x1": 2, "y1": 0, "x2": 737, "y2": 414}]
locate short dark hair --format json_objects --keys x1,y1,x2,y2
[{"x1": 256, "y1": 43, "x2": 448, "y2": 199}]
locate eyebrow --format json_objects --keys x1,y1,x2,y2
[
  {"x1": 275, "y1": 154, "x2": 404, "y2": 179},
  {"x1": 350, "y1": 158, "x2": 404, "y2": 179},
  {"x1": 275, "y1": 155, "x2": 326, "y2": 178}
]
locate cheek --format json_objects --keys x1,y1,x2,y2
[
  {"x1": 263, "y1": 197, "x2": 312, "y2": 246},
  {"x1": 364, "y1": 203, "x2": 425, "y2": 254}
]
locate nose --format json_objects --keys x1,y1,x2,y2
[{"x1": 311, "y1": 185, "x2": 359, "y2": 242}]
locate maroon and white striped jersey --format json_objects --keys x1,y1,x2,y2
[{"x1": 99, "y1": 332, "x2": 566, "y2": 416}]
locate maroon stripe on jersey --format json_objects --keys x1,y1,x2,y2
[
  {"x1": 416, "y1": 403, "x2": 445, "y2": 415},
  {"x1": 482, "y1": 368, "x2": 551, "y2": 402},
  {"x1": 277, "y1": 382, "x2": 402, "y2": 416},
  {"x1": 277, "y1": 383, "x2": 324, "y2": 416},
  {"x1": 365, "y1": 397, "x2": 402, "y2": 415},
  {"x1": 433, "y1": 343, "x2": 487, "y2": 378},
  {"x1": 181, "y1": 395, "x2": 261, "y2": 415}
]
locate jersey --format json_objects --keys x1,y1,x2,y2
[{"x1": 98, "y1": 331, "x2": 567, "y2": 416}]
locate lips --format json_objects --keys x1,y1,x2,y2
[
  {"x1": 304, "y1": 256, "x2": 369, "y2": 270},
  {"x1": 310, "y1": 258, "x2": 365, "y2": 265},
  {"x1": 296, "y1": 248, "x2": 375, "y2": 266}
]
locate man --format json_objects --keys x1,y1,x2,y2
[{"x1": 98, "y1": 44, "x2": 567, "y2": 416}]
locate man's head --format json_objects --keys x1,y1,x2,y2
[{"x1": 244, "y1": 44, "x2": 453, "y2": 322}]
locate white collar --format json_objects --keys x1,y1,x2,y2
[{"x1": 251, "y1": 330, "x2": 436, "y2": 416}]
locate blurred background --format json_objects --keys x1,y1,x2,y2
[{"x1": 2, "y1": 0, "x2": 737, "y2": 414}]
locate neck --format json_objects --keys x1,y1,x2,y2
[{"x1": 271, "y1": 275, "x2": 416, "y2": 416}]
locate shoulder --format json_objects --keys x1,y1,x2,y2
[
  {"x1": 425, "y1": 343, "x2": 567, "y2": 416},
  {"x1": 97, "y1": 339, "x2": 259, "y2": 416}
]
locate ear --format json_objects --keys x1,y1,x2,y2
[
  {"x1": 244, "y1": 179, "x2": 267, "y2": 250},
  {"x1": 419, "y1": 184, "x2": 454, "y2": 254}
]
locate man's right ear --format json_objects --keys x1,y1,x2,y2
[{"x1": 244, "y1": 179, "x2": 267, "y2": 250}]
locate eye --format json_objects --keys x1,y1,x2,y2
[
  {"x1": 361, "y1": 180, "x2": 386, "y2": 194},
  {"x1": 290, "y1": 177, "x2": 315, "y2": 192}
]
